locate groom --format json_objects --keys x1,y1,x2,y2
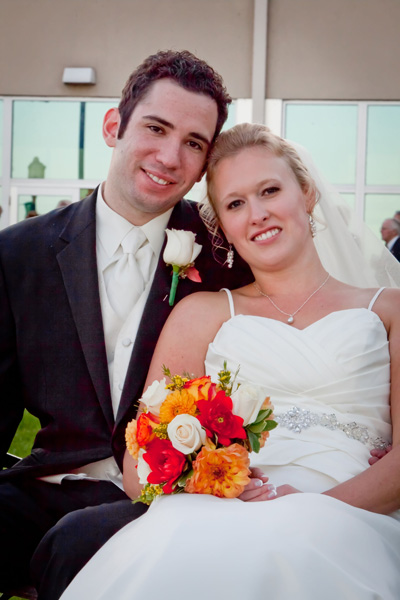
[{"x1": 0, "y1": 50, "x2": 251, "y2": 599}]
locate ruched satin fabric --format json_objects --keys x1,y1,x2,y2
[{"x1": 61, "y1": 308, "x2": 400, "y2": 600}]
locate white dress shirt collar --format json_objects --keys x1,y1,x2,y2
[{"x1": 96, "y1": 183, "x2": 173, "y2": 262}]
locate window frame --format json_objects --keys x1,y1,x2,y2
[
  {"x1": 282, "y1": 100, "x2": 400, "y2": 225},
  {"x1": 0, "y1": 95, "x2": 118, "y2": 227}
]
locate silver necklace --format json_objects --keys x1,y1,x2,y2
[{"x1": 253, "y1": 273, "x2": 330, "y2": 325}]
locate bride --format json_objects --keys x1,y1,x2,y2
[{"x1": 61, "y1": 124, "x2": 400, "y2": 599}]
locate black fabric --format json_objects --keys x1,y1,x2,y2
[
  {"x1": 0, "y1": 191, "x2": 252, "y2": 597},
  {"x1": 0, "y1": 477, "x2": 129, "y2": 589},
  {"x1": 0, "y1": 191, "x2": 252, "y2": 480},
  {"x1": 390, "y1": 237, "x2": 400, "y2": 261},
  {"x1": 30, "y1": 496, "x2": 147, "y2": 600}
]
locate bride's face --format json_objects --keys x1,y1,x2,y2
[{"x1": 213, "y1": 146, "x2": 314, "y2": 271}]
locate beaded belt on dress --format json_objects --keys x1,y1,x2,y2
[{"x1": 275, "y1": 406, "x2": 390, "y2": 450}]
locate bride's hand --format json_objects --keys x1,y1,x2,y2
[
  {"x1": 274, "y1": 484, "x2": 302, "y2": 498},
  {"x1": 369, "y1": 445, "x2": 392, "y2": 465},
  {"x1": 243, "y1": 484, "x2": 301, "y2": 502},
  {"x1": 239, "y1": 468, "x2": 302, "y2": 502},
  {"x1": 238, "y1": 467, "x2": 273, "y2": 502}
]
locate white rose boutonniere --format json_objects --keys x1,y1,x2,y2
[{"x1": 163, "y1": 229, "x2": 202, "y2": 306}]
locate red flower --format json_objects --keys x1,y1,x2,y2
[
  {"x1": 197, "y1": 390, "x2": 246, "y2": 445},
  {"x1": 143, "y1": 437, "x2": 186, "y2": 494}
]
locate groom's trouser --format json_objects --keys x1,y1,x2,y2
[{"x1": 0, "y1": 477, "x2": 147, "y2": 599}]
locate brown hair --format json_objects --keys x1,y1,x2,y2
[
  {"x1": 199, "y1": 123, "x2": 319, "y2": 248},
  {"x1": 118, "y1": 49, "x2": 231, "y2": 146}
]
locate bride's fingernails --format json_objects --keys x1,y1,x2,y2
[
  {"x1": 266, "y1": 485, "x2": 277, "y2": 499},
  {"x1": 254, "y1": 479, "x2": 263, "y2": 487}
]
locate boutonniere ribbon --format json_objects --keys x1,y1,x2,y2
[{"x1": 163, "y1": 229, "x2": 202, "y2": 306}]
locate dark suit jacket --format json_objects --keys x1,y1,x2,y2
[
  {"x1": 0, "y1": 189, "x2": 252, "y2": 479},
  {"x1": 390, "y1": 237, "x2": 400, "y2": 261}
]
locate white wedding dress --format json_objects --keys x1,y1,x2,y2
[{"x1": 61, "y1": 288, "x2": 400, "y2": 600}]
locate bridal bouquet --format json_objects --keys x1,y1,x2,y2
[{"x1": 125, "y1": 364, "x2": 277, "y2": 505}]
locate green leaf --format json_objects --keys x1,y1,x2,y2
[
  {"x1": 162, "y1": 365, "x2": 171, "y2": 378},
  {"x1": 264, "y1": 420, "x2": 278, "y2": 431},
  {"x1": 248, "y1": 421, "x2": 268, "y2": 433},
  {"x1": 252, "y1": 409, "x2": 272, "y2": 424},
  {"x1": 247, "y1": 430, "x2": 260, "y2": 453},
  {"x1": 176, "y1": 469, "x2": 194, "y2": 487}
]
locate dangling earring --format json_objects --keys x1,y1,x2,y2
[
  {"x1": 308, "y1": 214, "x2": 316, "y2": 238},
  {"x1": 226, "y1": 244, "x2": 234, "y2": 268}
]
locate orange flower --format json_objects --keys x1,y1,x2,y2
[
  {"x1": 185, "y1": 443, "x2": 250, "y2": 498},
  {"x1": 262, "y1": 396, "x2": 274, "y2": 412},
  {"x1": 260, "y1": 397, "x2": 275, "y2": 449},
  {"x1": 259, "y1": 430, "x2": 270, "y2": 449},
  {"x1": 136, "y1": 412, "x2": 159, "y2": 446},
  {"x1": 159, "y1": 389, "x2": 197, "y2": 423},
  {"x1": 184, "y1": 376, "x2": 218, "y2": 402},
  {"x1": 125, "y1": 419, "x2": 140, "y2": 459}
]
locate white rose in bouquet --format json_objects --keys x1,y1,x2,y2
[
  {"x1": 167, "y1": 414, "x2": 206, "y2": 454},
  {"x1": 163, "y1": 229, "x2": 202, "y2": 267},
  {"x1": 140, "y1": 378, "x2": 169, "y2": 416},
  {"x1": 137, "y1": 449, "x2": 152, "y2": 485},
  {"x1": 231, "y1": 383, "x2": 267, "y2": 426}
]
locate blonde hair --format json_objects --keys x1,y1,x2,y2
[{"x1": 199, "y1": 123, "x2": 320, "y2": 256}]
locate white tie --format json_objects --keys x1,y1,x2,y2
[{"x1": 106, "y1": 228, "x2": 151, "y2": 320}]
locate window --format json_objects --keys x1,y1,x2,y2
[
  {"x1": 83, "y1": 102, "x2": 117, "y2": 180},
  {"x1": 285, "y1": 104, "x2": 358, "y2": 185},
  {"x1": 365, "y1": 194, "x2": 400, "y2": 238},
  {"x1": 366, "y1": 105, "x2": 400, "y2": 186},
  {"x1": 284, "y1": 102, "x2": 400, "y2": 239},
  {"x1": 12, "y1": 100, "x2": 81, "y2": 179},
  {"x1": 12, "y1": 100, "x2": 117, "y2": 181}
]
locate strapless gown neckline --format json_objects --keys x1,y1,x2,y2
[{"x1": 60, "y1": 305, "x2": 400, "y2": 600}]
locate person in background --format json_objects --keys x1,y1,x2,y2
[
  {"x1": 381, "y1": 217, "x2": 400, "y2": 261},
  {"x1": 56, "y1": 199, "x2": 72, "y2": 208},
  {"x1": 0, "y1": 50, "x2": 251, "y2": 600}
]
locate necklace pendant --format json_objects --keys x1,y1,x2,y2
[{"x1": 287, "y1": 315, "x2": 294, "y2": 324}]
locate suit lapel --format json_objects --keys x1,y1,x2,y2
[
  {"x1": 116, "y1": 201, "x2": 201, "y2": 422},
  {"x1": 56, "y1": 192, "x2": 114, "y2": 430}
]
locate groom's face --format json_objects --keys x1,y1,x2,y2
[{"x1": 102, "y1": 78, "x2": 219, "y2": 225}]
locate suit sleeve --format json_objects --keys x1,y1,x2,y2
[{"x1": 0, "y1": 245, "x2": 24, "y2": 457}]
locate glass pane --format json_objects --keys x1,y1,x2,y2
[
  {"x1": 285, "y1": 104, "x2": 358, "y2": 185},
  {"x1": 0, "y1": 99, "x2": 3, "y2": 177},
  {"x1": 83, "y1": 102, "x2": 117, "y2": 180},
  {"x1": 364, "y1": 194, "x2": 400, "y2": 240},
  {"x1": 12, "y1": 101, "x2": 80, "y2": 179},
  {"x1": 366, "y1": 105, "x2": 400, "y2": 185},
  {"x1": 17, "y1": 193, "x2": 73, "y2": 222}
]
